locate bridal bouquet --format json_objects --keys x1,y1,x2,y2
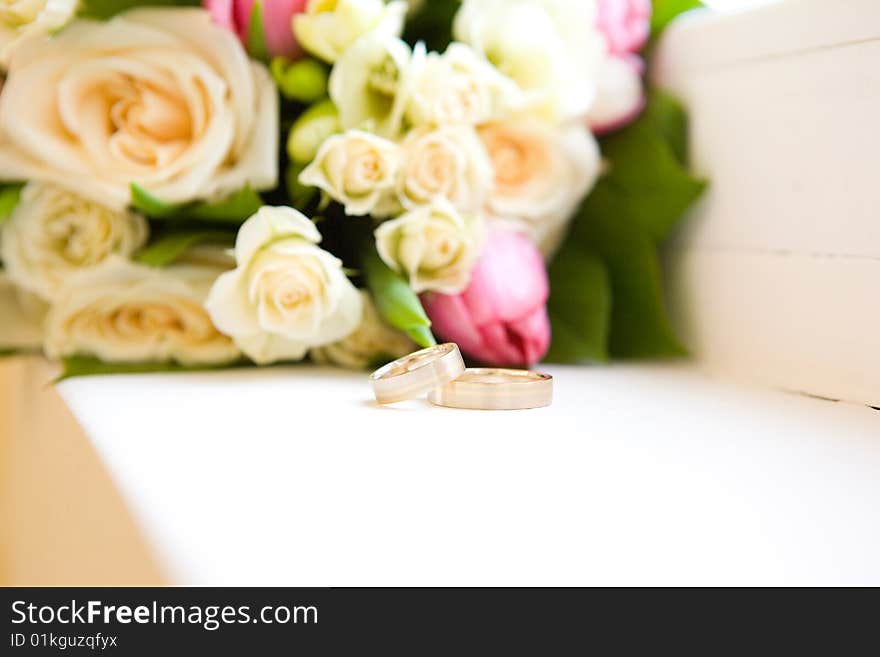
[{"x1": 0, "y1": 0, "x2": 704, "y2": 376}]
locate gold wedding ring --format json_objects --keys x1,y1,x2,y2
[
  {"x1": 370, "y1": 343, "x2": 466, "y2": 404},
  {"x1": 428, "y1": 368, "x2": 553, "y2": 411}
]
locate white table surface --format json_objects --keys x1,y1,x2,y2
[{"x1": 58, "y1": 365, "x2": 880, "y2": 586}]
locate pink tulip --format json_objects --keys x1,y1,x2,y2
[
  {"x1": 596, "y1": 0, "x2": 651, "y2": 56},
  {"x1": 422, "y1": 229, "x2": 551, "y2": 367},
  {"x1": 205, "y1": 0, "x2": 307, "y2": 59}
]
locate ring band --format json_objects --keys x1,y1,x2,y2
[
  {"x1": 370, "y1": 343, "x2": 466, "y2": 404},
  {"x1": 428, "y1": 368, "x2": 553, "y2": 410}
]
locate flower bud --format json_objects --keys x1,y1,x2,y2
[
  {"x1": 286, "y1": 99, "x2": 341, "y2": 164},
  {"x1": 271, "y1": 56, "x2": 328, "y2": 102},
  {"x1": 422, "y1": 228, "x2": 551, "y2": 367},
  {"x1": 205, "y1": 0, "x2": 308, "y2": 60}
]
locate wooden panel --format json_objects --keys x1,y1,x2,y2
[
  {"x1": 658, "y1": 31, "x2": 880, "y2": 256},
  {"x1": 666, "y1": 249, "x2": 880, "y2": 407},
  {"x1": 0, "y1": 356, "x2": 164, "y2": 585},
  {"x1": 653, "y1": 2, "x2": 880, "y2": 405}
]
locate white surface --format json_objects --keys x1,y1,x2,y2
[
  {"x1": 654, "y1": 0, "x2": 880, "y2": 405},
  {"x1": 667, "y1": 252, "x2": 880, "y2": 406},
  {"x1": 59, "y1": 365, "x2": 880, "y2": 586}
]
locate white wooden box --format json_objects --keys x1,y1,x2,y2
[{"x1": 654, "y1": 0, "x2": 880, "y2": 406}]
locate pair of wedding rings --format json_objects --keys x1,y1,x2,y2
[{"x1": 370, "y1": 343, "x2": 553, "y2": 410}]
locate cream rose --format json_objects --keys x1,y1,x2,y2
[
  {"x1": 479, "y1": 119, "x2": 600, "y2": 255},
  {"x1": 299, "y1": 130, "x2": 401, "y2": 217},
  {"x1": 328, "y1": 32, "x2": 413, "y2": 138},
  {"x1": 453, "y1": 0, "x2": 605, "y2": 121},
  {"x1": 310, "y1": 290, "x2": 414, "y2": 369},
  {"x1": 375, "y1": 200, "x2": 485, "y2": 294},
  {"x1": 0, "y1": 271, "x2": 46, "y2": 351},
  {"x1": 205, "y1": 206, "x2": 363, "y2": 365},
  {"x1": 406, "y1": 42, "x2": 521, "y2": 128},
  {"x1": 397, "y1": 125, "x2": 493, "y2": 213},
  {"x1": 0, "y1": 0, "x2": 76, "y2": 68},
  {"x1": 44, "y1": 257, "x2": 241, "y2": 366},
  {"x1": 294, "y1": 0, "x2": 406, "y2": 64},
  {"x1": 0, "y1": 8, "x2": 278, "y2": 210},
  {"x1": 1, "y1": 183, "x2": 148, "y2": 301}
]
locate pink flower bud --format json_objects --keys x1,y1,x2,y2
[
  {"x1": 422, "y1": 229, "x2": 551, "y2": 367},
  {"x1": 596, "y1": 0, "x2": 651, "y2": 56},
  {"x1": 587, "y1": 54, "x2": 645, "y2": 135},
  {"x1": 205, "y1": 0, "x2": 307, "y2": 60}
]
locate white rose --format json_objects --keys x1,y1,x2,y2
[
  {"x1": 44, "y1": 257, "x2": 241, "y2": 366},
  {"x1": 375, "y1": 200, "x2": 485, "y2": 294},
  {"x1": 1, "y1": 183, "x2": 148, "y2": 301},
  {"x1": 294, "y1": 0, "x2": 407, "y2": 64},
  {"x1": 397, "y1": 125, "x2": 493, "y2": 214},
  {"x1": 0, "y1": 0, "x2": 76, "y2": 68},
  {"x1": 299, "y1": 130, "x2": 401, "y2": 217},
  {"x1": 406, "y1": 42, "x2": 521, "y2": 128},
  {"x1": 479, "y1": 119, "x2": 600, "y2": 256},
  {"x1": 205, "y1": 206, "x2": 363, "y2": 365},
  {"x1": 310, "y1": 290, "x2": 414, "y2": 369},
  {"x1": 0, "y1": 271, "x2": 47, "y2": 351},
  {"x1": 454, "y1": 0, "x2": 605, "y2": 121},
  {"x1": 0, "y1": 8, "x2": 278, "y2": 210},
  {"x1": 328, "y1": 32, "x2": 413, "y2": 138}
]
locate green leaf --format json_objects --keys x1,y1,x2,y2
[
  {"x1": 598, "y1": 94, "x2": 706, "y2": 244},
  {"x1": 552, "y1": 88, "x2": 706, "y2": 360},
  {"x1": 188, "y1": 187, "x2": 263, "y2": 223},
  {"x1": 405, "y1": 326, "x2": 436, "y2": 348},
  {"x1": 135, "y1": 230, "x2": 234, "y2": 267},
  {"x1": 641, "y1": 88, "x2": 690, "y2": 165},
  {"x1": 57, "y1": 355, "x2": 245, "y2": 382},
  {"x1": 246, "y1": 1, "x2": 270, "y2": 62},
  {"x1": 545, "y1": 247, "x2": 611, "y2": 364},
  {"x1": 362, "y1": 247, "x2": 436, "y2": 349},
  {"x1": 79, "y1": 0, "x2": 200, "y2": 20},
  {"x1": 131, "y1": 183, "x2": 263, "y2": 224},
  {"x1": 568, "y1": 185, "x2": 687, "y2": 359},
  {"x1": 0, "y1": 347, "x2": 41, "y2": 358},
  {"x1": 0, "y1": 184, "x2": 23, "y2": 224},
  {"x1": 131, "y1": 183, "x2": 179, "y2": 218},
  {"x1": 651, "y1": 0, "x2": 703, "y2": 37}
]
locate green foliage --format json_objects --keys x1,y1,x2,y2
[
  {"x1": 79, "y1": 0, "x2": 201, "y2": 20},
  {"x1": 130, "y1": 183, "x2": 178, "y2": 218},
  {"x1": 245, "y1": 1, "x2": 270, "y2": 62},
  {"x1": 546, "y1": 247, "x2": 611, "y2": 364},
  {"x1": 548, "y1": 89, "x2": 706, "y2": 362},
  {"x1": 362, "y1": 247, "x2": 436, "y2": 349},
  {"x1": 0, "y1": 184, "x2": 23, "y2": 225},
  {"x1": 594, "y1": 96, "x2": 706, "y2": 245},
  {"x1": 135, "y1": 230, "x2": 234, "y2": 267},
  {"x1": 130, "y1": 184, "x2": 263, "y2": 224},
  {"x1": 651, "y1": 0, "x2": 704, "y2": 37},
  {"x1": 640, "y1": 88, "x2": 691, "y2": 165},
  {"x1": 188, "y1": 187, "x2": 264, "y2": 223},
  {"x1": 58, "y1": 355, "x2": 245, "y2": 381}
]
